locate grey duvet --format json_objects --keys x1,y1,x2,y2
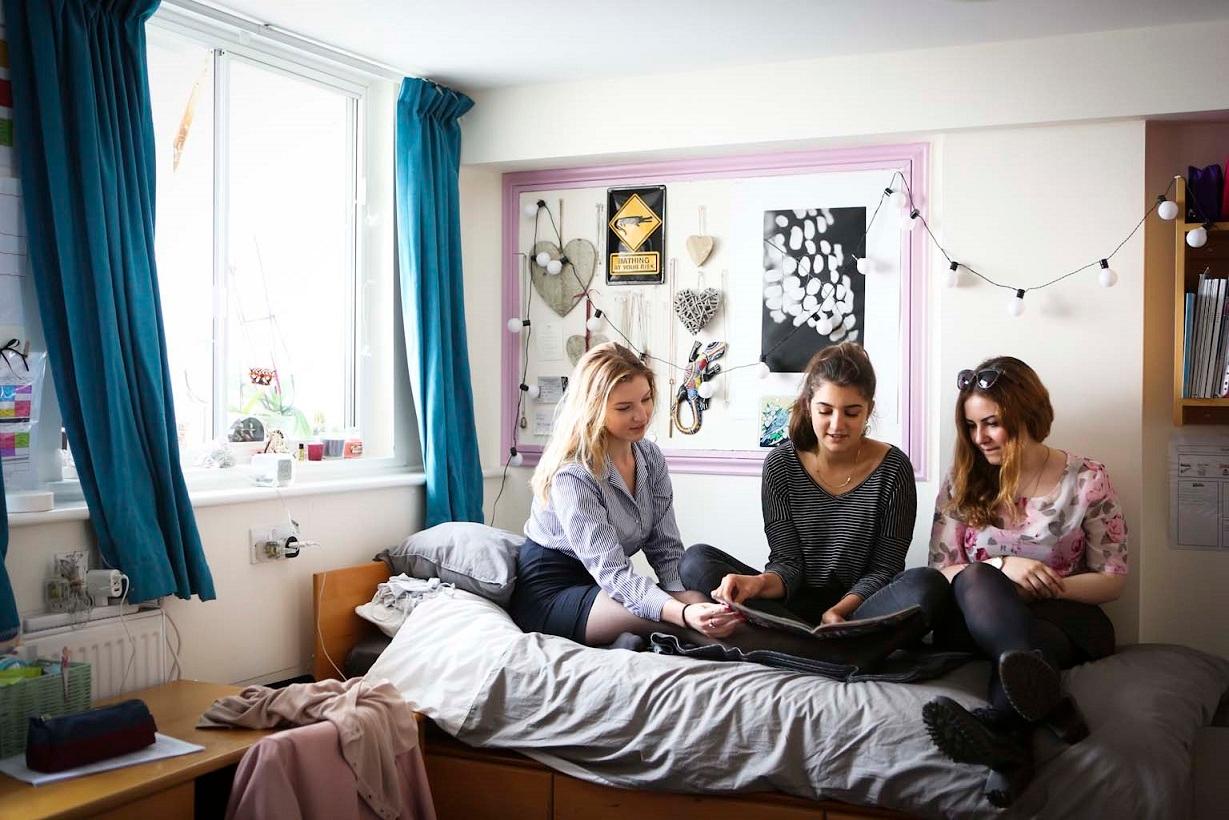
[{"x1": 367, "y1": 591, "x2": 1229, "y2": 819}]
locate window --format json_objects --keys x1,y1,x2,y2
[{"x1": 144, "y1": 18, "x2": 398, "y2": 471}]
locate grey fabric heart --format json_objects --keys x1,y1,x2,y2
[
  {"x1": 566, "y1": 334, "x2": 608, "y2": 366},
  {"x1": 673, "y1": 288, "x2": 722, "y2": 336},
  {"x1": 529, "y1": 238, "x2": 597, "y2": 318}
]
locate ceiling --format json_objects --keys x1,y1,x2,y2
[{"x1": 200, "y1": 0, "x2": 1229, "y2": 91}]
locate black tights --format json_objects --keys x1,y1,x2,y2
[{"x1": 940, "y1": 562, "x2": 1115, "y2": 717}]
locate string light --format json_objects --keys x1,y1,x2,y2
[
  {"x1": 534, "y1": 251, "x2": 551, "y2": 267},
  {"x1": 586, "y1": 308, "x2": 604, "y2": 333},
  {"x1": 1187, "y1": 224, "x2": 1209, "y2": 249},
  {"x1": 1008, "y1": 289, "x2": 1026, "y2": 318},
  {"x1": 507, "y1": 317, "x2": 529, "y2": 334},
  {"x1": 904, "y1": 208, "x2": 921, "y2": 231},
  {"x1": 520, "y1": 382, "x2": 540, "y2": 399},
  {"x1": 697, "y1": 380, "x2": 717, "y2": 399},
  {"x1": 546, "y1": 258, "x2": 564, "y2": 276},
  {"x1": 522, "y1": 199, "x2": 544, "y2": 219},
  {"x1": 754, "y1": 359, "x2": 771, "y2": 379},
  {"x1": 945, "y1": 260, "x2": 960, "y2": 288},
  {"x1": 887, "y1": 187, "x2": 907, "y2": 210},
  {"x1": 508, "y1": 447, "x2": 523, "y2": 467},
  {"x1": 1156, "y1": 195, "x2": 1179, "y2": 222},
  {"x1": 1098, "y1": 259, "x2": 1118, "y2": 288},
  {"x1": 855, "y1": 257, "x2": 870, "y2": 275}
]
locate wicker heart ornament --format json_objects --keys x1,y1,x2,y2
[
  {"x1": 529, "y1": 238, "x2": 597, "y2": 318},
  {"x1": 673, "y1": 288, "x2": 722, "y2": 336}
]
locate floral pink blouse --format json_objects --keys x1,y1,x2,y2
[{"x1": 928, "y1": 451, "x2": 1129, "y2": 577}]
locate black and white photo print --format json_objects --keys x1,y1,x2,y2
[{"x1": 760, "y1": 207, "x2": 867, "y2": 372}]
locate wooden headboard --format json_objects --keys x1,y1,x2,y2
[{"x1": 312, "y1": 561, "x2": 390, "y2": 681}]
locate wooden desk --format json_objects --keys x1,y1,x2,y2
[{"x1": 0, "y1": 680, "x2": 273, "y2": 819}]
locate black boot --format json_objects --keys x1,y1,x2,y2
[
  {"x1": 1043, "y1": 695, "x2": 1090, "y2": 744},
  {"x1": 998, "y1": 649, "x2": 1061, "y2": 722},
  {"x1": 984, "y1": 756, "x2": 1035, "y2": 809},
  {"x1": 922, "y1": 696, "x2": 1029, "y2": 770}
]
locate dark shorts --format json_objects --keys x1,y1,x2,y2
[{"x1": 507, "y1": 540, "x2": 600, "y2": 644}]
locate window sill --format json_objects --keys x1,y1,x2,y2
[{"x1": 7, "y1": 465, "x2": 508, "y2": 528}]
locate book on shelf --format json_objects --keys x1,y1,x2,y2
[{"x1": 1183, "y1": 292, "x2": 1195, "y2": 396}]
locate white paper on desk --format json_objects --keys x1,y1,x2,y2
[{"x1": 0, "y1": 733, "x2": 204, "y2": 786}]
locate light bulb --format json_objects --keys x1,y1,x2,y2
[
  {"x1": 508, "y1": 449, "x2": 524, "y2": 467},
  {"x1": 1008, "y1": 289, "x2": 1025, "y2": 318},
  {"x1": 888, "y1": 189, "x2": 907, "y2": 210},
  {"x1": 546, "y1": 259, "x2": 563, "y2": 275},
  {"x1": 535, "y1": 251, "x2": 551, "y2": 267},
  {"x1": 905, "y1": 209, "x2": 921, "y2": 231},
  {"x1": 1157, "y1": 198, "x2": 1179, "y2": 221},
  {"x1": 754, "y1": 361, "x2": 771, "y2": 379},
  {"x1": 507, "y1": 317, "x2": 526, "y2": 334},
  {"x1": 1187, "y1": 226, "x2": 1209, "y2": 248},
  {"x1": 1098, "y1": 259, "x2": 1118, "y2": 288},
  {"x1": 855, "y1": 257, "x2": 870, "y2": 275},
  {"x1": 945, "y1": 261, "x2": 959, "y2": 288},
  {"x1": 697, "y1": 381, "x2": 717, "y2": 400},
  {"x1": 522, "y1": 202, "x2": 540, "y2": 218},
  {"x1": 586, "y1": 315, "x2": 604, "y2": 332},
  {"x1": 522, "y1": 383, "x2": 541, "y2": 399}
]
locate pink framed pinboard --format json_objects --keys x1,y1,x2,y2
[{"x1": 501, "y1": 142, "x2": 929, "y2": 479}]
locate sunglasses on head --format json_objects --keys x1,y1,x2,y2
[{"x1": 957, "y1": 367, "x2": 1002, "y2": 391}]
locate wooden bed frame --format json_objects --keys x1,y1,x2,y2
[{"x1": 312, "y1": 563, "x2": 912, "y2": 820}]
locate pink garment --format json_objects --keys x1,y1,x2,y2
[
  {"x1": 200, "y1": 678, "x2": 419, "y2": 820},
  {"x1": 928, "y1": 451, "x2": 1129, "y2": 577},
  {"x1": 225, "y1": 721, "x2": 435, "y2": 820}
]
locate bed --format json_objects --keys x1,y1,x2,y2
[{"x1": 313, "y1": 562, "x2": 1229, "y2": 820}]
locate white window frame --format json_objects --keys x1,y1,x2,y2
[{"x1": 35, "y1": 2, "x2": 417, "y2": 506}]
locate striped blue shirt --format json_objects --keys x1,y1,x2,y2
[{"x1": 525, "y1": 439, "x2": 685, "y2": 620}]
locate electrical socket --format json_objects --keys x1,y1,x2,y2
[
  {"x1": 249, "y1": 524, "x2": 299, "y2": 564},
  {"x1": 52, "y1": 551, "x2": 89, "y2": 581}
]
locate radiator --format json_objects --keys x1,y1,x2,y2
[{"x1": 22, "y1": 610, "x2": 167, "y2": 700}]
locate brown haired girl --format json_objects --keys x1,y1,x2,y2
[
  {"x1": 922, "y1": 356, "x2": 1127, "y2": 807},
  {"x1": 681, "y1": 342, "x2": 950, "y2": 639}
]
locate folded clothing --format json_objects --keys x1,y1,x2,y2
[
  {"x1": 355, "y1": 575, "x2": 455, "y2": 638},
  {"x1": 26, "y1": 699, "x2": 157, "y2": 773}
]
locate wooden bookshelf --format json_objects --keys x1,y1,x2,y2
[{"x1": 1173, "y1": 177, "x2": 1229, "y2": 425}]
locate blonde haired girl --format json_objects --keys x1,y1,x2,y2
[{"x1": 508, "y1": 342, "x2": 739, "y2": 645}]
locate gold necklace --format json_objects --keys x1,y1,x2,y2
[
  {"x1": 815, "y1": 441, "x2": 864, "y2": 489},
  {"x1": 1022, "y1": 446, "x2": 1051, "y2": 498}
]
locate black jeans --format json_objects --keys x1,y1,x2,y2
[
  {"x1": 938, "y1": 562, "x2": 1116, "y2": 716},
  {"x1": 680, "y1": 543, "x2": 953, "y2": 634}
]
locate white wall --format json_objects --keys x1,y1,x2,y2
[
  {"x1": 9, "y1": 485, "x2": 420, "y2": 684},
  {"x1": 460, "y1": 23, "x2": 1229, "y2": 656},
  {"x1": 1141, "y1": 121, "x2": 1229, "y2": 659}
]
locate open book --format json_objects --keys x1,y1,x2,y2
[{"x1": 724, "y1": 600, "x2": 923, "y2": 640}]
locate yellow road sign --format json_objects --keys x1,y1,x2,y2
[{"x1": 608, "y1": 193, "x2": 662, "y2": 251}]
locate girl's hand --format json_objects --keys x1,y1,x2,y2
[
  {"x1": 683, "y1": 602, "x2": 743, "y2": 639},
  {"x1": 1002, "y1": 556, "x2": 1065, "y2": 599},
  {"x1": 820, "y1": 608, "x2": 847, "y2": 625},
  {"x1": 711, "y1": 573, "x2": 765, "y2": 605}
]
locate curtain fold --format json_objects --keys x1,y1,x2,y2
[
  {"x1": 0, "y1": 473, "x2": 15, "y2": 643},
  {"x1": 394, "y1": 78, "x2": 483, "y2": 526},
  {"x1": 4, "y1": 0, "x2": 215, "y2": 601}
]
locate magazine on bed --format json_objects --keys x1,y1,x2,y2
[{"x1": 723, "y1": 601, "x2": 923, "y2": 640}]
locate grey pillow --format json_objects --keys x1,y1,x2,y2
[{"x1": 375, "y1": 522, "x2": 522, "y2": 605}]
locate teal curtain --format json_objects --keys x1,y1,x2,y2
[
  {"x1": 4, "y1": 0, "x2": 215, "y2": 602},
  {"x1": 0, "y1": 475, "x2": 15, "y2": 642},
  {"x1": 394, "y1": 78, "x2": 483, "y2": 526}
]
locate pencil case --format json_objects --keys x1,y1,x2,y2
[{"x1": 26, "y1": 699, "x2": 157, "y2": 773}]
